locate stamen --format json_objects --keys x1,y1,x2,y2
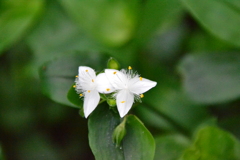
[
  {"x1": 140, "y1": 94, "x2": 144, "y2": 98},
  {"x1": 88, "y1": 90, "x2": 91, "y2": 93},
  {"x1": 113, "y1": 71, "x2": 117, "y2": 74},
  {"x1": 92, "y1": 79, "x2": 94, "y2": 82},
  {"x1": 139, "y1": 77, "x2": 143, "y2": 81},
  {"x1": 86, "y1": 70, "x2": 88, "y2": 72},
  {"x1": 79, "y1": 94, "x2": 83, "y2": 97},
  {"x1": 75, "y1": 75, "x2": 78, "y2": 78},
  {"x1": 121, "y1": 101, "x2": 126, "y2": 103},
  {"x1": 128, "y1": 66, "x2": 132, "y2": 70},
  {"x1": 73, "y1": 85, "x2": 76, "y2": 88},
  {"x1": 106, "y1": 88, "x2": 110, "y2": 91}
]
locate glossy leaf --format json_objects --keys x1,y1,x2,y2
[
  {"x1": 39, "y1": 52, "x2": 108, "y2": 108},
  {"x1": 122, "y1": 115, "x2": 155, "y2": 160},
  {"x1": 0, "y1": 0, "x2": 44, "y2": 54},
  {"x1": 154, "y1": 134, "x2": 190, "y2": 160},
  {"x1": 180, "y1": 126, "x2": 240, "y2": 160},
  {"x1": 181, "y1": 0, "x2": 240, "y2": 46},
  {"x1": 88, "y1": 104, "x2": 155, "y2": 160},
  {"x1": 178, "y1": 53, "x2": 240, "y2": 104}
]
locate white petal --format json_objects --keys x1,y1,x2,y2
[
  {"x1": 116, "y1": 89, "x2": 134, "y2": 118},
  {"x1": 83, "y1": 90, "x2": 100, "y2": 118},
  {"x1": 78, "y1": 66, "x2": 96, "y2": 90},
  {"x1": 129, "y1": 77, "x2": 157, "y2": 94},
  {"x1": 95, "y1": 73, "x2": 116, "y2": 94},
  {"x1": 105, "y1": 69, "x2": 128, "y2": 89}
]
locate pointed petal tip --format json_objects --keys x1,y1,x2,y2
[
  {"x1": 119, "y1": 112, "x2": 126, "y2": 118},
  {"x1": 83, "y1": 90, "x2": 100, "y2": 119}
]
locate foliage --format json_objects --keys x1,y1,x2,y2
[{"x1": 0, "y1": 0, "x2": 240, "y2": 159}]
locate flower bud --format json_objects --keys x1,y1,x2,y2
[
  {"x1": 107, "y1": 98, "x2": 117, "y2": 107},
  {"x1": 107, "y1": 57, "x2": 120, "y2": 70},
  {"x1": 112, "y1": 118, "x2": 127, "y2": 147}
]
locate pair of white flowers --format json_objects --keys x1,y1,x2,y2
[{"x1": 75, "y1": 66, "x2": 157, "y2": 118}]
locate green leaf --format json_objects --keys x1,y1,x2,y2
[
  {"x1": 0, "y1": 0, "x2": 44, "y2": 54},
  {"x1": 27, "y1": 1, "x2": 135, "y2": 73},
  {"x1": 88, "y1": 104, "x2": 124, "y2": 160},
  {"x1": 180, "y1": 126, "x2": 240, "y2": 160},
  {"x1": 122, "y1": 115, "x2": 155, "y2": 160},
  {"x1": 135, "y1": 0, "x2": 184, "y2": 45},
  {"x1": 67, "y1": 84, "x2": 83, "y2": 108},
  {"x1": 88, "y1": 104, "x2": 155, "y2": 160},
  {"x1": 178, "y1": 53, "x2": 240, "y2": 104},
  {"x1": 181, "y1": 0, "x2": 240, "y2": 46},
  {"x1": 154, "y1": 134, "x2": 190, "y2": 160},
  {"x1": 139, "y1": 85, "x2": 209, "y2": 133},
  {"x1": 39, "y1": 52, "x2": 108, "y2": 108},
  {"x1": 59, "y1": 0, "x2": 141, "y2": 47}
]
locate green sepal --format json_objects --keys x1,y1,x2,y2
[{"x1": 107, "y1": 98, "x2": 117, "y2": 107}]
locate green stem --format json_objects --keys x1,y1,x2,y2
[
  {"x1": 99, "y1": 99, "x2": 106, "y2": 105},
  {"x1": 142, "y1": 102, "x2": 191, "y2": 138}
]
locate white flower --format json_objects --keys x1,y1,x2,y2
[
  {"x1": 105, "y1": 67, "x2": 157, "y2": 118},
  {"x1": 75, "y1": 66, "x2": 115, "y2": 118}
]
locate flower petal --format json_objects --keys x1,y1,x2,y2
[
  {"x1": 77, "y1": 66, "x2": 96, "y2": 90},
  {"x1": 129, "y1": 77, "x2": 157, "y2": 94},
  {"x1": 105, "y1": 69, "x2": 128, "y2": 89},
  {"x1": 95, "y1": 73, "x2": 116, "y2": 94},
  {"x1": 116, "y1": 89, "x2": 134, "y2": 118},
  {"x1": 83, "y1": 90, "x2": 100, "y2": 118}
]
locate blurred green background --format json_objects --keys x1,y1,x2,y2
[{"x1": 0, "y1": 0, "x2": 240, "y2": 159}]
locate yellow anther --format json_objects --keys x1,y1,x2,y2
[
  {"x1": 92, "y1": 79, "x2": 94, "y2": 82},
  {"x1": 86, "y1": 70, "x2": 88, "y2": 72},
  {"x1": 113, "y1": 71, "x2": 117, "y2": 74},
  {"x1": 139, "y1": 77, "x2": 143, "y2": 81},
  {"x1": 79, "y1": 94, "x2": 83, "y2": 97},
  {"x1": 73, "y1": 85, "x2": 76, "y2": 88},
  {"x1": 106, "y1": 88, "x2": 110, "y2": 91},
  {"x1": 128, "y1": 66, "x2": 132, "y2": 70},
  {"x1": 121, "y1": 101, "x2": 126, "y2": 103},
  {"x1": 75, "y1": 75, "x2": 78, "y2": 78},
  {"x1": 140, "y1": 94, "x2": 144, "y2": 98},
  {"x1": 88, "y1": 90, "x2": 91, "y2": 93}
]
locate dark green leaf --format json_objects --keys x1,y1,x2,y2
[
  {"x1": 181, "y1": 0, "x2": 240, "y2": 46},
  {"x1": 67, "y1": 84, "x2": 83, "y2": 108},
  {"x1": 88, "y1": 105, "x2": 155, "y2": 160},
  {"x1": 138, "y1": 85, "x2": 209, "y2": 133},
  {"x1": 154, "y1": 134, "x2": 190, "y2": 160},
  {"x1": 0, "y1": 0, "x2": 44, "y2": 54},
  {"x1": 122, "y1": 115, "x2": 155, "y2": 160},
  {"x1": 180, "y1": 126, "x2": 240, "y2": 160},
  {"x1": 39, "y1": 52, "x2": 108, "y2": 108},
  {"x1": 178, "y1": 53, "x2": 240, "y2": 104},
  {"x1": 88, "y1": 104, "x2": 124, "y2": 160},
  {"x1": 135, "y1": 0, "x2": 184, "y2": 45}
]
